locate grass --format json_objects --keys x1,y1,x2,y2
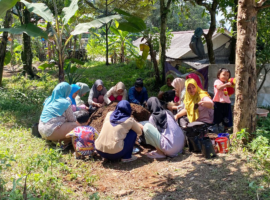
[{"x1": 0, "y1": 61, "x2": 270, "y2": 199}]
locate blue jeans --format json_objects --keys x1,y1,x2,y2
[{"x1": 97, "y1": 130, "x2": 137, "y2": 160}]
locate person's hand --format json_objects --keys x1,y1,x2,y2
[
  {"x1": 97, "y1": 103, "x2": 102, "y2": 108},
  {"x1": 198, "y1": 101, "x2": 204, "y2": 107},
  {"x1": 174, "y1": 115, "x2": 178, "y2": 121},
  {"x1": 85, "y1": 106, "x2": 89, "y2": 110},
  {"x1": 167, "y1": 104, "x2": 173, "y2": 111},
  {"x1": 227, "y1": 82, "x2": 232, "y2": 87}
]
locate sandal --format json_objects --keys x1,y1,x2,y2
[
  {"x1": 121, "y1": 155, "x2": 138, "y2": 163},
  {"x1": 146, "y1": 151, "x2": 166, "y2": 159}
]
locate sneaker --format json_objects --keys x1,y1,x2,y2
[{"x1": 121, "y1": 155, "x2": 138, "y2": 163}]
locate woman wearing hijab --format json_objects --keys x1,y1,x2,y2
[
  {"x1": 175, "y1": 78, "x2": 214, "y2": 128},
  {"x1": 104, "y1": 82, "x2": 127, "y2": 104},
  {"x1": 38, "y1": 82, "x2": 78, "y2": 144},
  {"x1": 67, "y1": 84, "x2": 81, "y2": 112},
  {"x1": 95, "y1": 100, "x2": 142, "y2": 162},
  {"x1": 75, "y1": 82, "x2": 90, "y2": 109},
  {"x1": 88, "y1": 79, "x2": 107, "y2": 108},
  {"x1": 138, "y1": 97, "x2": 185, "y2": 159},
  {"x1": 186, "y1": 73, "x2": 203, "y2": 89},
  {"x1": 128, "y1": 78, "x2": 148, "y2": 106},
  {"x1": 168, "y1": 78, "x2": 186, "y2": 112},
  {"x1": 158, "y1": 74, "x2": 175, "y2": 100}
]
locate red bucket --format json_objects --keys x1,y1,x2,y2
[{"x1": 215, "y1": 137, "x2": 228, "y2": 153}]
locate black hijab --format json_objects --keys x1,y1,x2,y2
[{"x1": 147, "y1": 97, "x2": 174, "y2": 132}]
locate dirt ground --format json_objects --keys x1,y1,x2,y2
[
  {"x1": 61, "y1": 146, "x2": 265, "y2": 200},
  {"x1": 89, "y1": 102, "x2": 150, "y2": 132}
]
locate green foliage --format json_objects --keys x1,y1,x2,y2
[
  {"x1": 4, "y1": 51, "x2": 11, "y2": 66},
  {"x1": 142, "y1": 27, "x2": 173, "y2": 53},
  {"x1": 64, "y1": 59, "x2": 86, "y2": 84},
  {"x1": 71, "y1": 15, "x2": 121, "y2": 35},
  {"x1": 0, "y1": 23, "x2": 48, "y2": 39},
  {"x1": 62, "y1": 0, "x2": 79, "y2": 25},
  {"x1": 232, "y1": 114, "x2": 270, "y2": 192},
  {"x1": 0, "y1": 0, "x2": 18, "y2": 18},
  {"x1": 86, "y1": 37, "x2": 105, "y2": 61},
  {"x1": 115, "y1": 8, "x2": 147, "y2": 33},
  {"x1": 20, "y1": 0, "x2": 54, "y2": 22},
  {"x1": 146, "y1": 2, "x2": 210, "y2": 31},
  {"x1": 10, "y1": 42, "x2": 23, "y2": 69}
]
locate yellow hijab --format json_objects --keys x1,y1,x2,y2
[{"x1": 184, "y1": 78, "x2": 210, "y2": 122}]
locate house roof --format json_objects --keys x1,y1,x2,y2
[{"x1": 132, "y1": 29, "x2": 231, "y2": 60}]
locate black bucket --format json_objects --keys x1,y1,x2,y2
[
  {"x1": 32, "y1": 123, "x2": 41, "y2": 138},
  {"x1": 200, "y1": 137, "x2": 216, "y2": 159}
]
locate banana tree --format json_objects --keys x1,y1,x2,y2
[{"x1": 109, "y1": 22, "x2": 130, "y2": 63}]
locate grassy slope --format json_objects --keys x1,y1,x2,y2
[{"x1": 0, "y1": 62, "x2": 269, "y2": 200}]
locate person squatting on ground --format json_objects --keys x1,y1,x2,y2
[
  {"x1": 95, "y1": 100, "x2": 142, "y2": 162},
  {"x1": 38, "y1": 82, "x2": 78, "y2": 145},
  {"x1": 104, "y1": 82, "x2": 127, "y2": 104},
  {"x1": 157, "y1": 74, "x2": 175, "y2": 100},
  {"x1": 138, "y1": 97, "x2": 185, "y2": 159},
  {"x1": 67, "y1": 84, "x2": 81, "y2": 112},
  {"x1": 168, "y1": 78, "x2": 186, "y2": 113},
  {"x1": 88, "y1": 79, "x2": 107, "y2": 108},
  {"x1": 128, "y1": 78, "x2": 148, "y2": 106},
  {"x1": 175, "y1": 78, "x2": 214, "y2": 128},
  {"x1": 66, "y1": 110, "x2": 99, "y2": 159},
  {"x1": 213, "y1": 68, "x2": 233, "y2": 131},
  {"x1": 75, "y1": 82, "x2": 90, "y2": 110}
]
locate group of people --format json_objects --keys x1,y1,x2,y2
[{"x1": 38, "y1": 67, "x2": 233, "y2": 162}]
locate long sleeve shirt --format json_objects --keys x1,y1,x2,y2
[
  {"x1": 104, "y1": 87, "x2": 127, "y2": 104},
  {"x1": 128, "y1": 86, "x2": 148, "y2": 105}
]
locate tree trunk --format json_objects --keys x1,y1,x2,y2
[
  {"x1": 148, "y1": 38, "x2": 160, "y2": 82},
  {"x1": 105, "y1": 0, "x2": 109, "y2": 65},
  {"x1": 229, "y1": 0, "x2": 238, "y2": 64},
  {"x1": 73, "y1": 37, "x2": 77, "y2": 58},
  {"x1": 204, "y1": 6, "x2": 217, "y2": 64},
  {"x1": 120, "y1": 42, "x2": 125, "y2": 63},
  {"x1": 0, "y1": 11, "x2": 11, "y2": 87},
  {"x1": 160, "y1": 0, "x2": 171, "y2": 83},
  {"x1": 233, "y1": 0, "x2": 257, "y2": 136},
  {"x1": 48, "y1": 42, "x2": 52, "y2": 61},
  {"x1": 58, "y1": 50, "x2": 65, "y2": 82},
  {"x1": 204, "y1": 34, "x2": 215, "y2": 64},
  {"x1": 21, "y1": 9, "x2": 37, "y2": 78},
  {"x1": 106, "y1": 25, "x2": 109, "y2": 65}
]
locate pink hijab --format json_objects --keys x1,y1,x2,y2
[
  {"x1": 171, "y1": 78, "x2": 185, "y2": 98},
  {"x1": 186, "y1": 73, "x2": 203, "y2": 89}
]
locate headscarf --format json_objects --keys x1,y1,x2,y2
[
  {"x1": 171, "y1": 78, "x2": 185, "y2": 98},
  {"x1": 40, "y1": 82, "x2": 71, "y2": 123},
  {"x1": 76, "y1": 82, "x2": 90, "y2": 97},
  {"x1": 68, "y1": 84, "x2": 80, "y2": 105},
  {"x1": 135, "y1": 78, "x2": 143, "y2": 88},
  {"x1": 147, "y1": 97, "x2": 174, "y2": 132},
  {"x1": 114, "y1": 82, "x2": 125, "y2": 93},
  {"x1": 110, "y1": 100, "x2": 132, "y2": 127},
  {"x1": 186, "y1": 73, "x2": 203, "y2": 89},
  {"x1": 160, "y1": 74, "x2": 175, "y2": 92},
  {"x1": 166, "y1": 74, "x2": 174, "y2": 83},
  {"x1": 184, "y1": 78, "x2": 210, "y2": 123},
  {"x1": 91, "y1": 79, "x2": 107, "y2": 99}
]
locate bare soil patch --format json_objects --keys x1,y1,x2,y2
[{"x1": 89, "y1": 102, "x2": 150, "y2": 132}]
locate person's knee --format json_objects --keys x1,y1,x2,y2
[
  {"x1": 98, "y1": 95, "x2": 104, "y2": 103},
  {"x1": 143, "y1": 123, "x2": 152, "y2": 135}
]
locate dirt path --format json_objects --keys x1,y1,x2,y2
[{"x1": 61, "y1": 147, "x2": 265, "y2": 200}]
